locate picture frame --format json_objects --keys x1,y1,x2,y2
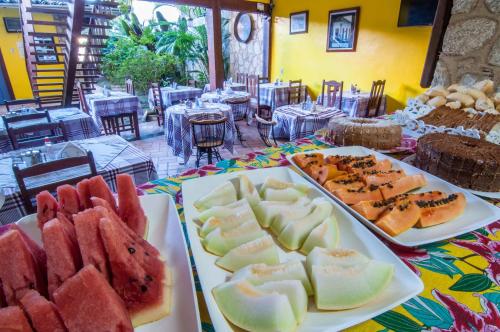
[
  {"x1": 3, "y1": 17, "x2": 22, "y2": 33},
  {"x1": 289, "y1": 10, "x2": 309, "y2": 35},
  {"x1": 234, "y1": 12, "x2": 253, "y2": 43},
  {"x1": 326, "y1": 7, "x2": 360, "y2": 52},
  {"x1": 33, "y1": 36, "x2": 58, "y2": 63}
]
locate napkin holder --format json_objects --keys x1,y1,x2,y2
[{"x1": 56, "y1": 142, "x2": 86, "y2": 159}]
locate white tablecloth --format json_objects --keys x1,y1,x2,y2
[{"x1": 148, "y1": 86, "x2": 203, "y2": 109}]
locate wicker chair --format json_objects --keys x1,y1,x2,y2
[
  {"x1": 226, "y1": 97, "x2": 249, "y2": 143},
  {"x1": 189, "y1": 112, "x2": 227, "y2": 167},
  {"x1": 255, "y1": 114, "x2": 277, "y2": 147},
  {"x1": 364, "y1": 80, "x2": 386, "y2": 117}
]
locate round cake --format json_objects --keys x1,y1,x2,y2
[
  {"x1": 415, "y1": 133, "x2": 500, "y2": 192},
  {"x1": 328, "y1": 117, "x2": 402, "y2": 150}
]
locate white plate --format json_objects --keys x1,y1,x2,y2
[
  {"x1": 16, "y1": 194, "x2": 201, "y2": 332},
  {"x1": 182, "y1": 167, "x2": 423, "y2": 332},
  {"x1": 287, "y1": 146, "x2": 500, "y2": 247}
]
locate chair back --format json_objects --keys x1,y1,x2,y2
[
  {"x1": 125, "y1": 78, "x2": 135, "y2": 95},
  {"x1": 13, "y1": 151, "x2": 97, "y2": 214},
  {"x1": 188, "y1": 112, "x2": 227, "y2": 149},
  {"x1": 2, "y1": 110, "x2": 50, "y2": 130},
  {"x1": 76, "y1": 81, "x2": 89, "y2": 114},
  {"x1": 151, "y1": 82, "x2": 165, "y2": 126},
  {"x1": 236, "y1": 73, "x2": 248, "y2": 89},
  {"x1": 365, "y1": 80, "x2": 386, "y2": 117},
  {"x1": 255, "y1": 114, "x2": 277, "y2": 147},
  {"x1": 8, "y1": 121, "x2": 68, "y2": 150},
  {"x1": 187, "y1": 79, "x2": 197, "y2": 88},
  {"x1": 288, "y1": 79, "x2": 303, "y2": 105},
  {"x1": 226, "y1": 98, "x2": 249, "y2": 122},
  {"x1": 321, "y1": 80, "x2": 344, "y2": 108},
  {"x1": 247, "y1": 74, "x2": 259, "y2": 99},
  {"x1": 4, "y1": 98, "x2": 41, "y2": 112}
]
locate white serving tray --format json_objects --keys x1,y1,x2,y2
[
  {"x1": 287, "y1": 147, "x2": 500, "y2": 247},
  {"x1": 182, "y1": 167, "x2": 423, "y2": 332},
  {"x1": 16, "y1": 194, "x2": 201, "y2": 332}
]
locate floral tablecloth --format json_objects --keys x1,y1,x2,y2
[{"x1": 138, "y1": 136, "x2": 500, "y2": 332}]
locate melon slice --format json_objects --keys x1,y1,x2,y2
[
  {"x1": 216, "y1": 235, "x2": 280, "y2": 272},
  {"x1": 199, "y1": 201, "x2": 257, "y2": 237},
  {"x1": 0, "y1": 306, "x2": 33, "y2": 332},
  {"x1": 19, "y1": 290, "x2": 66, "y2": 332},
  {"x1": 202, "y1": 220, "x2": 266, "y2": 256},
  {"x1": 269, "y1": 197, "x2": 324, "y2": 235},
  {"x1": 36, "y1": 191, "x2": 59, "y2": 230},
  {"x1": 237, "y1": 174, "x2": 261, "y2": 207},
  {"x1": 311, "y1": 260, "x2": 393, "y2": 310},
  {"x1": 253, "y1": 197, "x2": 312, "y2": 228},
  {"x1": 42, "y1": 218, "x2": 82, "y2": 299},
  {"x1": 300, "y1": 216, "x2": 339, "y2": 255},
  {"x1": 56, "y1": 184, "x2": 82, "y2": 220},
  {"x1": 231, "y1": 261, "x2": 313, "y2": 295},
  {"x1": 212, "y1": 280, "x2": 297, "y2": 332},
  {"x1": 194, "y1": 181, "x2": 237, "y2": 211},
  {"x1": 0, "y1": 229, "x2": 47, "y2": 305},
  {"x1": 76, "y1": 179, "x2": 92, "y2": 209},
  {"x1": 53, "y1": 265, "x2": 133, "y2": 332},
  {"x1": 88, "y1": 175, "x2": 117, "y2": 212},
  {"x1": 259, "y1": 177, "x2": 310, "y2": 195},
  {"x1": 197, "y1": 199, "x2": 249, "y2": 223},
  {"x1": 262, "y1": 187, "x2": 306, "y2": 202},
  {"x1": 278, "y1": 200, "x2": 333, "y2": 250},
  {"x1": 117, "y1": 173, "x2": 147, "y2": 237},
  {"x1": 257, "y1": 280, "x2": 308, "y2": 324},
  {"x1": 99, "y1": 217, "x2": 171, "y2": 326},
  {"x1": 306, "y1": 247, "x2": 369, "y2": 276}
]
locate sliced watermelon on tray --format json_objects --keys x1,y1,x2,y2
[
  {"x1": 117, "y1": 173, "x2": 147, "y2": 238},
  {"x1": 53, "y1": 265, "x2": 133, "y2": 332},
  {"x1": 0, "y1": 306, "x2": 33, "y2": 332},
  {"x1": 57, "y1": 184, "x2": 82, "y2": 220},
  {"x1": 36, "y1": 191, "x2": 59, "y2": 230},
  {"x1": 88, "y1": 175, "x2": 117, "y2": 212},
  {"x1": 76, "y1": 179, "x2": 92, "y2": 209},
  {"x1": 18, "y1": 290, "x2": 66, "y2": 332}
]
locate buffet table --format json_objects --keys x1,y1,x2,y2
[{"x1": 139, "y1": 135, "x2": 499, "y2": 331}]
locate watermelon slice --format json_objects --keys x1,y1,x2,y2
[
  {"x1": 0, "y1": 229, "x2": 47, "y2": 304},
  {"x1": 18, "y1": 290, "x2": 66, "y2": 332},
  {"x1": 116, "y1": 173, "x2": 147, "y2": 237},
  {"x1": 0, "y1": 280, "x2": 6, "y2": 307},
  {"x1": 42, "y1": 218, "x2": 82, "y2": 299},
  {"x1": 99, "y1": 217, "x2": 171, "y2": 327},
  {"x1": 88, "y1": 175, "x2": 117, "y2": 212},
  {"x1": 7, "y1": 225, "x2": 47, "y2": 280},
  {"x1": 53, "y1": 265, "x2": 133, "y2": 332},
  {"x1": 91, "y1": 197, "x2": 121, "y2": 222},
  {"x1": 76, "y1": 179, "x2": 92, "y2": 209},
  {"x1": 36, "y1": 191, "x2": 59, "y2": 230},
  {"x1": 56, "y1": 184, "x2": 82, "y2": 220},
  {"x1": 0, "y1": 306, "x2": 33, "y2": 332}
]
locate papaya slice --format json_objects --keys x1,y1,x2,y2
[
  {"x1": 415, "y1": 193, "x2": 466, "y2": 228},
  {"x1": 347, "y1": 159, "x2": 392, "y2": 174},
  {"x1": 335, "y1": 155, "x2": 377, "y2": 171},
  {"x1": 379, "y1": 174, "x2": 427, "y2": 199},
  {"x1": 375, "y1": 199, "x2": 421, "y2": 236},
  {"x1": 88, "y1": 175, "x2": 117, "y2": 212},
  {"x1": 333, "y1": 186, "x2": 383, "y2": 205},
  {"x1": 324, "y1": 174, "x2": 365, "y2": 192},
  {"x1": 309, "y1": 164, "x2": 346, "y2": 185},
  {"x1": 292, "y1": 153, "x2": 324, "y2": 169},
  {"x1": 362, "y1": 169, "x2": 406, "y2": 186},
  {"x1": 36, "y1": 191, "x2": 59, "y2": 230},
  {"x1": 76, "y1": 179, "x2": 92, "y2": 209},
  {"x1": 56, "y1": 184, "x2": 82, "y2": 220}
]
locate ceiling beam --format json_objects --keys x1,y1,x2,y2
[{"x1": 140, "y1": 0, "x2": 271, "y2": 15}]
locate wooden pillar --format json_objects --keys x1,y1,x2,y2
[
  {"x1": 206, "y1": 2, "x2": 224, "y2": 90},
  {"x1": 64, "y1": 0, "x2": 85, "y2": 106},
  {"x1": 262, "y1": 15, "x2": 271, "y2": 78}
]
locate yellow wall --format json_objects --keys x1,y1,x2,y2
[{"x1": 271, "y1": 0, "x2": 432, "y2": 112}]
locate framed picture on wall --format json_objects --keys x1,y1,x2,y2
[
  {"x1": 289, "y1": 11, "x2": 309, "y2": 34},
  {"x1": 3, "y1": 17, "x2": 22, "y2": 33},
  {"x1": 326, "y1": 7, "x2": 360, "y2": 52}
]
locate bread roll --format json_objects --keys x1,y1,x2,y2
[
  {"x1": 493, "y1": 92, "x2": 500, "y2": 106},
  {"x1": 416, "y1": 94, "x2": 429, "y2": 103},
  {"x1": 424, "y1": 86, "x2": 448, "y2": 97},
  {"x1": 427, "y1": 96, "x2": 446, "y2": 107},
  {"x1": 466, "y1": 88, "x2": 487, "y2": 100},
  {"x1": 447, "y1": 92, "x2": 475, "y2": 107},
  {"x1": 447, "y1": 84, "x2": 468, "y2": 93},
  {"x1": 472, "y1": 79, "x2": 494, "y2": 95},
  {"x1": 445, "y1": 101, "x2": 461, "y2": 109},
  {"x1": 475, "y1": 98, "x2": 494, "y2": 112}
]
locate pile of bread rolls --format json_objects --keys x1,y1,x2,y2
[{"x1": 416, "y1": 79, "x2": 499, "y2": 114}]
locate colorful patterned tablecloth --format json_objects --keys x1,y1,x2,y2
[{"x1": 139, "y1": 136, "x2": 500, "y2": 332}]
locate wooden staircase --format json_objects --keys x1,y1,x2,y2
[{"x1": 19, "y1": 0, "x2": 119, "y2": 107}]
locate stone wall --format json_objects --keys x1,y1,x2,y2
[
  {"x1": 228, "y1": 12, "x2": 264, "y2": 80},
  {"x1": 432, "y1": 0, "x2": 500, "y2": 88}
]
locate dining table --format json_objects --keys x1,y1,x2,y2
[
  {"x1": 0, "y1": 108, "x2": 101, "y2": 153},
  {"x1": 164, "y1": 102, "x2": 236, "y2": 163},
  {"x1": 148, "y1": 85, "x2": 203, "y2": 109},
  {"x1": 0, "y1": 135, "x2": 157, "y2": 224},
  {"x1": 203, "y1": 82, "x2": 247, "y2": 93},
  {"x1": 137, "y1": 133, "x2": 500, "y2": 332},
  {"x1": 200, "y1": 90, "x2": 250, "y2": 103},
  {"x1": 259, "y1": 82, "x2": 309, "y2": 110},
  {"x1": 339, "y1": 90, "x2": 387, "y2": 117}
]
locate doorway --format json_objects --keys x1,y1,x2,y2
[{"x1": 0, "y1": 49, "x2": 13, "y2": 104}]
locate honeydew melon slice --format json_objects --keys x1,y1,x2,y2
[
  {"x1": 253, "y1": 197, "x2": 312, "y2": 228},
  {"x1": 231, "y1": 261, "x2": 313, "y2": 295},
  {"x1": 238, "y1": 174, "x2": 261, "y2": 207},
  {"x1": 212, "y1": 280, "x2": 297, "y2": 332},
  {"x1": 278, "y1": 200, "x2": 334, "y2": 250},
  {"x1": 197, "y1": 199, "x2": 249, "y2": 223},
  {"x1": 305, "y1": 247, "x2": 370, "y2": 276},
  {"x1": 216, "y1": 235, "x2": 280, "y2": 272},
  {"x1": 194, "y1": 181, "x2": 237, "y2": 211},
  {"x1": 199, "y1": 205, "x2": 258, "y2": 238},
  {"x1": 202, "y1": 220, "x2": 266, "y2": 256},
  {"x1": 311, "y1": 260, "x2": 394, "y2": 310},
  {"x1": 262, "y1": 188, "x2": 306, "y2": 202},
  {"x1": 257, "y1": 280, "x2": 308, "y2": 324},
  {"x1": 259, "y1": 177, "x2": 310, "y2": 196},
  {"x1": 300, "y1": 216, "x2": 340, "y2": 255},
  {"x1": 270, "y1": 197, "x2": 327, "y2": 235}
]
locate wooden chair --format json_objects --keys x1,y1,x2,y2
[
  {"x1": 248, "y1": 75, "x2": 272, "y2": 120},
  {"x1": 365, "y1": 80, "x2": 386, "y2": 117},
  {"x1": 8, "y1": 121, "x2": 68, "y2": 150},
  {"x1": 187, "y1": 79, "x2": 197, "y2": 88},
  {"x1": 236, "y1": 73, "x2": 248, "y2": 90},
  {"x1": 256, "y1": 114, "x2": 277, "y2": 147},
  {"x1": 13, "y1": 151, "x2": 97, "y2": 214},
  {"x1": 4, "y1": 98, "x2": 41, "y2": 112},
  {"x1": 2, "y1": 110, "x2": 50, "y2": 130},
  {"x1": 125, "y1": 78, "x2": 135, "y2": 95},
  {"x1": 226, "y1": 97, "x2": 250, "y2": 143},
  {"x1": 76, "y1": 81, "x2": 89, "y2": 114},
  {"x1": 151, "y1": 82, "x2": 165, "y2": 127},
  {"x1": 100, "y1": 98, "x2": 140, "y2": 139},
  {"x1": 288, "y1": 79, "x2": 303, "y2": 105},
  {"x1": 321, "y1": 80, "x2": 344, "y2": 108},
  {"x1": 189, "y1": 112, "x2": 227, "y2": 167}
]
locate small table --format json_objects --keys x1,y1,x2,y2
[
  {"x1": 272, "y1": 104, "x2": 346, "y2": 141},
  {"x1": 340, "y1": 91, "x2": 387, "y2": 117},
  {"x1": 0, "y1": 108, "x2": 101, "y2": 153},
  {"x1": 0, "y1": 135, "x2": 157, "y2": 224},
  {"x1": 204, "y1": 82, "x2": 247, "y2": 92},
  {"x1": 148, "y1": 86, "x2": 203, "y2": 109},
  {"x1": 259, "y1": 82, "x2": 308, "y2": 110},
  {"x1": 200, "y1": 91, "x2": 250, "y2": 103},
  {"x1": 164, "y1": 103, "x2": 235, "y2": 163}
]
